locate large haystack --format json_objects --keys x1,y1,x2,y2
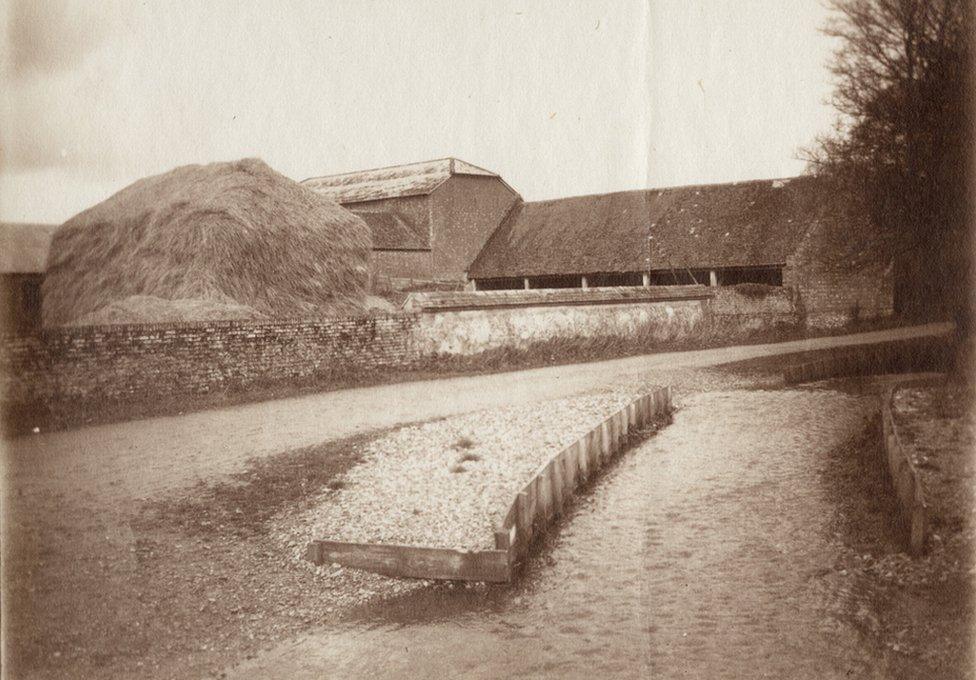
[{"x1": 42, "y1": 158, "x2": 372, "y2": 326}]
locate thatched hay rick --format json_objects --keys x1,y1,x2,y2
[{"x1": 43, "y1": 158, "x2": 372, "y2": 326}]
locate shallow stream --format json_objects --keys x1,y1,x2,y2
[{"x1": 230, "y1": 388, "x2": 889, "y2": 679}]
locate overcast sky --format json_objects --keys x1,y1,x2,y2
[{"x1": 0, "y1": 0, "x2": 837, "y2": 224}]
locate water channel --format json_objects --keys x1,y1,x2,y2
[{"x1": 229, "y1": 387, "x2": 890, "y2": 679}]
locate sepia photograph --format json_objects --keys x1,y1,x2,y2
[{"x1": 1, "y1": 1, "x2": 973, "y2": 678}]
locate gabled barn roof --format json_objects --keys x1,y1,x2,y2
[
  {"x1": 353, "y1": 211, "x2": 429, "y2": 250},
  {"x1": 468, "y1": 176, "x2": 829, "y2": 279},
  {"x1": 0, "y1": 222, "x2": 58, "y2": 274},
  {"x1": 302, "y1": 158, "x2": 513, "y2": 204}
]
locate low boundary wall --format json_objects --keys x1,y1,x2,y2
[
  {"x1": 782, "y1": 335, "x2": 953, "y2": 385},
  {"x1": 3, "y1": 288, "x2": 719, "y2": 409},
  {"x1": 880, "y1": 383, "x2": 929, "y2": 555},
  {"x1": 307, "y1": 386, "x2": 673, "y2": 582}
]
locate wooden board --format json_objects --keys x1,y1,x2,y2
[
  {"x1": 562, "y1": 443, "x2": 579, "y2": 492},
  {"x1": 536, "y1": 472, "x2": 553, "y2": 525},
  {"x1": 494, "y1": 524, "x2": 515, "y2": 550},
  {"x1": 588, "y1": 427, "x2": 602, "y2": 469},
  {"x1": 516, "y1": 490, "x2": 533, "y2": 549},
  {"x1": 599, "y1": 420, "x2": 611, "y2": 462},
  {"x1": 550, "y1": 456, "x2": 565, "y2": 514},
  {"x1": 308, "y1": 388, "x2": 676, "y2": 584},
  {"x1": 573, "y1": 436, "x2": 588, "y2": 482},
  {"x1": 310, "y1": 541, "x2": 512, "y2": 583}
]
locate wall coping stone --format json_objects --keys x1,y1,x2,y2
[
  {"x1": 0, "y1": 312, "x2": 420, "y2": 342},
  {"x1": 403, "y1": 285, "x2": 713, "y2": 312}
]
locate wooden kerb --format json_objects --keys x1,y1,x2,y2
[
  {"x1": 880, "y1": 386, "x2": 928, "y2": 555},
  {"x1": 783, "y1": 335, "x2": 953, "y2": 386},
  {"x1": 550, "y1": 456, "x2": 565, "y2": 514},
  {"x1": 306, "y1": 386, "x2": 674, "y2": 583},
  {"x1": 310, "y1": 540, "x2": 511, "y2": 583},
  {"x1": 575, "y1": 436, "x2": 589, "y2": 482}
]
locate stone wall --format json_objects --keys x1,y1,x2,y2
[
  {"x1": 787, "y1": 262, "x2": 895, "y2": 328},
  {"x1": 707, "y1": 285, "x2": 800, "y2": 333},
  {"x1": 0, "y1": 285, "x2": 807, "y2": 418},
  {"x1": 413, "y1": 297, "x2": 707, "y2": 355},
  {"x1": 405, "y1": 285, "x2": 803, "y2": 355},
  {"x1": 1, "y1": 315, "x2": 420, "y2": 405}
]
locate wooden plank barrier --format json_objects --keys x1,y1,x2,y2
[
  {"x1": 880, "y1": 387, "x2": 928, "y2": 555},
  {"x1": 307, "y1": 386, "x2": 674, "y2": 582},
  {"x1": 782, "y1": 335, "x2": 953, "y2": 386},
  {"x1": 308, "y1": 540, "x2": 511, "y2": 583}
]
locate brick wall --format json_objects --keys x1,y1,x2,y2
[
  {"x1": 1, "y1": 315, "x2": 421, "y2": 405},
  {"x1": 370, "y1": 250, "x2": 434, "y2": 288},
  {"x1": 0, "y1": 286, "x2": 807, "y2": 416},
  {"x1": 785, "y1": 261, "x2": 895, "y2": 328},
  {"x1": 707, "y1": 285, "x2": 800, "y2": 333},
  {"x1": 785, "y1": 214, "x2": 895, "y2": 328}
]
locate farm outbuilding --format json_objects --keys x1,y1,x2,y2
[
  {"x1": 302, "y1": 158, "x2": 520, "y2": 289},
  {"x1": 468, "y1": 176, "x2": 894, "y2": 327},
  {"x1": 2, "y1": 156, "x2": 894, "y2": 330},
  {"x1": 0, "y1": 222, "x2": 57, "y2": 332}
]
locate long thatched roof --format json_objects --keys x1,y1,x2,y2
[
  {"x1": 469, "y1": 176, "x2": 839, "y2": 279},
  {"x1": 42, "y1": 158, "x2": 372, "y2": 326}
]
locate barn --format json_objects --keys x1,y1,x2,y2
[
  {"x1": 2, "y1": 160, "x2": 895, "y2": 330},
  {"x1": 0, "y1": 222, "x2": 57, "y2": 332},
  {"x1": 468, "y1": 176, "x2": 894, "y2": 327},
  {"x1": 302, "y1": 158, "x2": 520, "y2": 289}
]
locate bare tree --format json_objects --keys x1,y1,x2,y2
[{"x1": 804, "y1": 0, "x2": 972, "y2": 318}]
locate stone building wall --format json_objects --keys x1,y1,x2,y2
[
  {"x1": 429, "y1": 175, "x2": 519, "y2": 281},
  {"x1": 707, "y1": 285, "x2": 800, "y2": 333},
  {"x1": 785, "y1": 214, "x2": 895, "y2": 328}
]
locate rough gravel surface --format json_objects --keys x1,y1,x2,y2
[{"x1": 292, "y1": 391, "x2": 647, "y2": 553}]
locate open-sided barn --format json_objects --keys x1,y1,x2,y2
[{"x1": 467, "y1": 176, "x2": 893, "y2": 327}]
